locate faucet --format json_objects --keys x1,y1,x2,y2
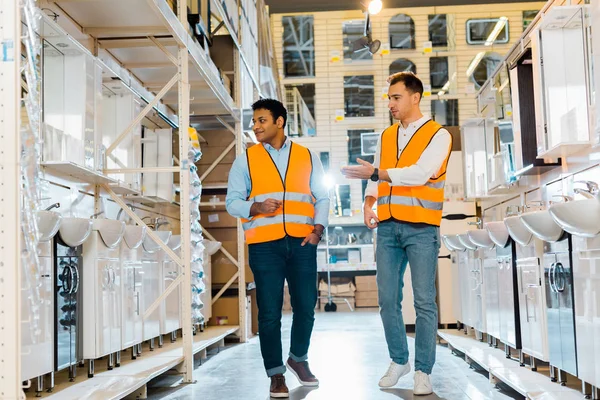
[
  {"x1": 45, "y1": 203, "x2": 60, "y2": 211},
  {"x1": 574, "y1": 181, "x2": 599, "y2": 199},
  {"x1": 155, "y1": 218, "x2": 170, "y2": 231},
  {"x1": 551, "y1": 195, "x2": 573, "y2": 204},
  {"x1": 467, "y1": 217, "x2": 482, "y2": 228},
  {"x1": 505, "y1": 205, "x2": 522, "y2": 217},
  {"x1": 90, "y1": 211, "x2": 104, "y2": 219},
  {"x1": 117, "y1": 204, "x2": 136, "y2": 222},
  {"x1": 525, "y1": 200, "x2": 544, "y2": 210}
]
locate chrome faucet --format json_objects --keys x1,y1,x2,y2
[
  {"x1": 116, "y1": 204, "x2": 136, "y2": 221},
  {"x1": 467, "y1": 217, "x2": 482, "y2": 228},
  {"x1": 90, "y1": 211, "x2": 104, "y2": 219},
  {"x1": 525, "y1": 200, "x2": 544, "y2": 209},
  {"x1": 551, "y1": 195, "x2": 573, "y2": 204},
  {"x1": 45, "y1": 203, "x2": 60, "y2": 211},
  {"x1": 574, "y1": 181, "x2": 599, "y2": 199},
  {"x1": 155, "y1": 218, "x2": 170, "y2": 230},
  {"x1": 505, "y1": 205, "x2": 522, "y2": 217}
]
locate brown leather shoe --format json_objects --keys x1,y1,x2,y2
[
  {"x1": 286, "y1": 358, "x2": 319, "y2": 387},
  {"x1": 270, "y1": 374, "x2": 289, "y2": 398}
]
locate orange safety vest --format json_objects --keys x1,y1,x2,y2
[
  {"x1": 377, "y1": 120, "x2": 451, "y2": 226},
  {"x1": 241, "y1": 142, "x2": 315, "y2": 244}
]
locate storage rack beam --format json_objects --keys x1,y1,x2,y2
[{"x1": 0, "y1": 0, "x2": 22, "y2": 397}]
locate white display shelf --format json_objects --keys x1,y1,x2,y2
[
  {"x1": 107, "y1": 182, "x2": 141, "y2": 196},
  {"x1": 38, "y1": 326, "x2": 239, "y2": 400},
  {"x1": 317, "y1": 262, "x2": 377, "y2": 272},
  {"x1": 319, "y1": 244, "x2": 374, "y2": 249},
  {"x1": 438, "y1": 329, "x2": 584, "y2": 399},
  {"x1": 42, "y1": 161, "x2": 117, "y2": 185}
]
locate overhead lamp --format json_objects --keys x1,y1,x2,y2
[
  {"x1": 485, "y1": 16, "x2": 508, "y2": 46},
  {"x1": 352, "y1": 12, "x2": 381, "y2": 55},
  {"x1": 368, "y1": 0, "x2": 383, "y2": 15}
]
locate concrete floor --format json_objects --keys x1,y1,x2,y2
[{"x1": 147, "y1": 311, "x2": 523, "y2": 400}]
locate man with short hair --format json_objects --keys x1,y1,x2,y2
[
  {"x1": 226, "y1": 98, "x2": 329, "y2": 398},
  {"x1": 342, "y1": 72, "x2": 452, "y2": 395}
]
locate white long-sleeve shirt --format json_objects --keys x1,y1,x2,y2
[{"x1": 364, "y1": 115, "x2": 452, "y2": 200}]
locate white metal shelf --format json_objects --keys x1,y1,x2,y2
[
  {"x1": 41, "y1": 161, "x2": 118, "y2": 185},
  {"x1": 38, "y1": 326, "x2": 239, "y2": 400},
  {"x1": 317, "y1": 263, "x2": 377, "y2": 272},
  {"x1": 210, "y1": 0, "x2": 262, "y2": 99},
  {"x1": 319, "y1": 244, "x2": 374, "y2": 249}
]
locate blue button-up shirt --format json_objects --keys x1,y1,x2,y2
[{"x1": 226, "y1": 139, "x2": 330, "y2": 228}]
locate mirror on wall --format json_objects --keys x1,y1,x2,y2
[{"x1": 333, "y1": 184, "x2": 352, "y2": 217}]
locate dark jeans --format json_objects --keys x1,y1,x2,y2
[{"x1": 248, "y1": 236, "x2": 318, "y2": 377}]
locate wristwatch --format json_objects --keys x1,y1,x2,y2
[{"x1": 370, "y1": 168, "x2": 379, "y2": 182}]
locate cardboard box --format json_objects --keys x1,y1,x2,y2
[
  {"x1": 355, "y1": 276, "x2": 377, "y2": 292},
  {"x1": 318, "y1": 280, "x2": 356, "y2": 296},
  {"x1": 211, "y1": 240, "x2": 253, "y2": 284},
  {"x1": 198, "y1": 163, "x2": 234, "y2": 184},
  {"x1": 197, "y1": 145, "x2": 236, "y2": 166},
  {"x1": 200, "y1": 210, "x2": 238, "y2": 229},
  {"x1": 210, "y1": 295, "x2": 253, "y2": 338}
]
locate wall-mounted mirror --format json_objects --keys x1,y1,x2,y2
[{"x1": 333, "y1": 184, "x2": 352, "y2": 217}]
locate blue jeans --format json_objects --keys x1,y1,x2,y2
[
  {"x1": 248, "y1": 236, "x2": 318, "y2": 377},
  {"x1": 376, "y1": 221, "x2": 440, "y2": 374}
]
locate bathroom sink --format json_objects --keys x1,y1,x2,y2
[
  {"x1": 167, "y1": 234, "x2": 181, "y2": 251},
  {"x1": 58, "y1": 218, "x2": 93, "y2": 247},
  {"x1": 36, "y1": 210, "x2": 62, "y2": 242},
  {"x1": 467, "y1": 229, "x2": 495, "y2": 249},
  {"x1": 92, "y1": 219, "x2": 126, "y2": 249},
  {"x1": 458, "y1": 233, "x2": 478, "y2": 250},
  {"x1": 504, "y1": 215, "x2": 533, "y2": 246},
  {"x1": 520, "y1": 209, "x2": 565, "y2": 242},
  {"x1": 443, "y1": 235, "x2": 466, "y2": 252},
  {"x1": 549, "y1": 198, "x2": 600, "y2": 238},
  {"x1": 484, "y1": 221, "x2": 511, "y2": 248},
  {"x1": 143, "y1": 230, "x2": 172, "y2": 253},
  {"x1": 123, "y1": 225, "x2": 146, "y2": 249}
]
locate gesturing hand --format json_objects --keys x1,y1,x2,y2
[{"x1": 341, "y1": 158, "x2": 375, "y2": 180}]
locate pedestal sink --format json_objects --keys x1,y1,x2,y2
[
  {"x1": 443, "y1": 235, "x2": 467, "y2": 252},
  {"x1": 520, "y1": 209, "x2": 565, "y2": 242},
  {"x1": 549, "y1": 198, "x2": 600, "y2": 238},
  {"x1": 504, "y1": 215, "x2": 533, "y2": 246},
  {"x1": 458, "y1": 233, "x2": 478, "y2": 250},
  {"x1": 142, "y1": 231, "x2": 172, "y2": 253},
  {"x1": 123, "y1": 225, "x2": 146, "y2": 249},
  {"x1": 467, "y1": 229, "x2": 495, "y2": 249},
  {"x1": 92, "y1": 219, "x2": 126, "y2": 249},
  {"x1": 484, "y1": 221, "x2": 511, "y2": 248},
  {"x1": 58, "y1": 218, "x2": 93, "y2": 247},
  {"x1": 36, "y1": 210, "x2": 62, "y2": 242},
  {"x1": 167, "y1": 234, "x2": 181, "y2": 251}
]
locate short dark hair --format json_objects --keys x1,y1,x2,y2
[
  {"x1": 387, "y1": 72, "x2": 424, "y2": 100},
  {"x1": 252, "y1": 98, "x2": 287, "y2": 128}
]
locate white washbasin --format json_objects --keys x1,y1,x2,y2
[
  {"x1": 59, "y1": 218, "x2": 93, "y2": 247},
  {"x1": 504, "y1": 215, "x2": 533, "y2": 246},
  {"x1": 443, "y1": 235, "x2": 466, "y2": 252},
  {"x1": 167, "y1": 234, "x2": 181, "y2": 251},
  {"x1": 458, "y1": 233, "x2": 478, "y2": 250},
  {"x1": 520, "y1": 209, "x2": 565, "y2": 242},
  {"x1": 92, "y1": 219, "x2": 126, "y2": 249},
  {"x1": 123, "y1": 225, "x2": 146, "y2": 249},
  {"x1": 142, "y1": 230, "x2": 172, "y2": 253},
  {"x1": 467, "y1": 229, "x2": 495, "y2": 249},
  {"x1": 549, "y1": 198, "x2": 600, "y2": 238},
  {"x1": 484, "y1": 221, "x2": 511, "y2": 248},
  {"x1": 36, "y1": 210, "x2": 62, "y2": 242}
]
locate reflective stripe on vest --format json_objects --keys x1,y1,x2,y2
[
  {"x1": 377, "y1": 120, "x2": 452, "y2": 226},
  {"x1": 241, "y1": 142, "x2": 315, "y2": 244}
]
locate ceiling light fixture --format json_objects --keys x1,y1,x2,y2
[{"x1": 368, "y1": 0, "x2": 383, "y2": 15}]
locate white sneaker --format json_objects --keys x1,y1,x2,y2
[
  {"x1": 413, "y1": 371, "x2": 433, "y2": 395},
  {"x1": 378, "y1": 361, "x2": 411, "y2": 388}
]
